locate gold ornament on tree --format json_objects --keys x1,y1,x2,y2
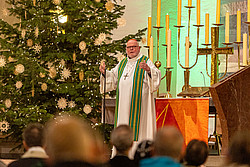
[
  {"x1": 0, "y1": 56, "x2": 6, "y2": 67},
  {"x1": 33, "y1": 43, "x2": 42, "y2": 54},
  {"x1": 32, "y1": 89, "x2": 35, "y2": 97},
  {"x1": 141, "y1": 37, "x2": 147, "y2": 45},
  {"x1": 68, "y1": 101, "x2": 76, "y2": 108},
  {"x1": 27, "y1": 39, "x2": 33, "y2": 47},
  {"x1": 61, "y1": 68, "x2": 71, "y2": 79},
  {"x1": 49, "y1": 66, "x2": 57, "y2": 78},
  {"x1": 105, "y1": 1, "x2": 115, "y2": 11},
  {"x1": 95, "y1": 0, "x2": 101, "y2": 2},
  {"x1": 0, "y1": 121, "x2": 10, "y2": 132},
  {"x1": 79, "y1": 70, "x2": 84, "y2": 81},
  {"x1": 117, "y1": 18, "x2": 127, "y2": 27},
  {"x1": 2, "y1": 8, "x2": 8, "y2": 16},
  {"x1": 59, "y1": 59, "x2": 65, "y2": 67},
  {"x1": 94, "y1": 38, "x2": 102, "y2": 45},
  {"x1": 35, "y1": 27, "x2": 39, "y2": 38},
  {"x1": 15, "y1": 64, "x2": 25, "y2": 74},
  {"x1": 21, "y1": 29, "x2": 26, "y2": 39},
  {"x1": 41, "y1": 83, "x2": 47, "y2": 91},
  {"x1": 79, "y1": 41, "x2": 86, "y2": 54},
  {"x1": 33, "y1": 0, "x2": 36, "y2": 6},
  {"x1": 98, "y1": 33, "x2": 106, "y2": 42},
  {"x1": 4, "y1": 99, "x2": 11, "y2": 108},
  {"x1": 53, "y1": 0, "x2": 61, "y2": 5},
  {"x1": 39, "y1": 72, "x2": 45, "y2": 78},
  {"x1": 83, "y1": 104, "x2": 92, "y2": 114},
  {"x1": 73, "y1": 52, "x2": 76, "y2": 63},
  {"x1": 16, "y1": 81, "x2": 23, "y2": 89},
  {"x1": 57, "y1": 97, "x2": 67, "y2": 109}
]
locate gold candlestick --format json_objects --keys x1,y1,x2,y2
[
  {"x1": 234, "y1": 41, "x2": 243, "y2": 70},
  {"x1": 165, "y1": 67, "x2": 173, "y2": 98}
]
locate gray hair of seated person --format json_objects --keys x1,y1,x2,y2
[
  {"x1": 111, "y1": 125, "x2": 133, "y2": 153},
  {"x1": 154, "y1": 126, "x2": 184, "y2": 160},
  {"x1": 22, "y1": 123, "x2": 45, "y2": 147},
  {"x1": 45, "y1": 114, "x2": 95, "y2": 163}
]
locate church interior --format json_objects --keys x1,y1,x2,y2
[{"x1": 0, "y1": 0, "x2": 249, "y2": 166}]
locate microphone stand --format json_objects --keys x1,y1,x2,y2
[{"x1": 102, "y1": 68, "x2": 106, "y2": 143}]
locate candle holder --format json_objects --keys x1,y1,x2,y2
[
  {"x1": 183, "y1": 67, "x2": 191, "y2": 91},
  {"x1": 213, "y1": 23, "x2": 224, "y2": 27},
  {"x1": 234, "y1": 41, "x2": 243, "y2": 70},
  {"x1": 185, "y1": 6, "x2": 195, "y2": 37},
  {"x1": 153, "y1": 26, "x2": 163, "y2": 97},
  {"x1": 244, "y1": 21, "x2": 250, "y2": 67},
  {"x1": 164, "y1": 67, "x2": 173, "y2": 98}
]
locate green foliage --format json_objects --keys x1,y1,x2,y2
[{"x1": 0, "y1": 0, "x2": 146, "y2": 143}]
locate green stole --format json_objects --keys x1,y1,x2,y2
[{"x1": 114, "y1": 55, "x2": 149, "y2": 141}]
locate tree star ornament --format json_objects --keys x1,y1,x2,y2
[
  {"x1": 94, "y1": 38, "x2": 102, "y2": 45},
  {"x1": 0, "y1": 56, "x2": 6, "y2": 67},
  {"x1": 0, "y1": 121, "x2": 10, "y2": 132},
  {"x1": 33, "y1": 44, "x2": 42, "y2": 54},
  {"x1": 53, "y1": 0, "x2": 61, "y2": 5},
  {"x1": 98, "y1": 33, "x2": 106, "y2": 42},
  {"x1": 83, "y1": 104, "x2": 92, "y2": 114},
  {"x1": 61, "y1": 68, "x2": 71, "y2": 79},
  {"x1": 16, "y1": 81, "x2": 23, "y2": 89},
  {"x1": 57, "y1": 97, "x2": 67, "y2": 109},
  {"x1": 15, "y1": 64, "x2": 25, "y2": 74},
  {"x1": 105, "y1": 1, "x2": 115, "y2": 11},
  {"x1": 41, "y1": 83, "x2": 47, "y2": 91},
  {"x1": 2, "y1": 8, "x2": 8, "y2": 16},
  {"x1": 5, "y1": 99, "x2": 11, "y2": 108},
  {"x1": 117, "y1": 18, "x2": 127, "y2": 27},
  {"x1": 68, "y1": 101, "x2": 76, "y2": 108},
  {"x1": 39, "y1": 72, "x2": 45, "y2": 78}
]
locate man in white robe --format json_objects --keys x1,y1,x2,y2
[{"x1": 100, "y1": 39, "x2": 161, "y2": 156}]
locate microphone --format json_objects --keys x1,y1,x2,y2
[{"x1": 200, "y1": 71, "x2": 206, "y2": 87}]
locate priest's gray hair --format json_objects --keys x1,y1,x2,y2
[
  {"x1": 111, "y1": 124, "x2": 133, "y2": 153},
  {"x1": 154, "y1": 126, "x2": 184, "y2": 160}
]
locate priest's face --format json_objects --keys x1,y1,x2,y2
[{"x1": 126, "y1": 40, "x2": 141, "y2": 59}]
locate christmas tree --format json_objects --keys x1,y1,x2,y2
[{"x1": 0, "y1": 0, "x2": 146, "y2": 143}]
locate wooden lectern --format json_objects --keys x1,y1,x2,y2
[{"x1": 209, "y1": 66, "x2": 250, "y2": 154}]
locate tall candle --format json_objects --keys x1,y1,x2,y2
[
  {"x1": 243, "y1": 33, "x2": 248, "y2": 66},
  {"x1": 149, "y1": 36, "x2": 154, "y2": 62},
  {"x1": 157, "y1": 0, "x2": 161, "y2": 27},
  {"x1": 167, "y1": 30, "x2": 171, "y2": 67},
  {"x1": 188, "y1": 0, "x2": 192, "y2": 7},
  {"x1": 248, "y1": 0, "x2": 250, "y2": 22},
  {"x1": 165, "y1": 14, "x2": 169, "y2": 44},
  {"x1": 177, "y1": 0, "x2": 182, "y2": 26},
  {"x1": 197, "y1": 0, "x2": 200, "y2": 25},
  {"x1": 205, "y1": 13, "x2": 209, "y2": 44},
  {"x1": 225, "y1": 12, "x2": 229, "y2": 43},
  {"x1": 237, "y1": 10, "x2": 241, "y2": 42},
  {"x1": 147, "y1": 17, "x2": 152, "y2": 46},
  {"x1": 185, "y1": 36, "x2": 189, "y2": 67},
  {"x1": 216, "y1": 0, "x2": 221, "y2": 24}
]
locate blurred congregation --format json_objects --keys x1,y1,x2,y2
[{"x1": 0, "y1": 114, "x2": 249, "y2": 167}]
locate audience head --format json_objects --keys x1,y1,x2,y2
[
  {"x1": 134, "y1": 140, "x2": 154, "y2": 163},
  {"x1": 111, "y1": 124, "x2": 133, "y2": 154},
  {"x1": 184, "y1": 139, "x2": 208, "y2": 166},
  {"x1": 227, "y1": 130, "x2": 250, "y2": 165},
  {"x1": 45, "y1": 114, "x2": 104, "y2": 164},
  {"x1": 22, "y1": 123, "x2": 45, "y2": 150},
  {"x1": 154, "y1": 126, "x2": 184, "y2": 160}
]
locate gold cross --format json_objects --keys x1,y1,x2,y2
[
  {"x1": 197, "y1": 27, "x2": 233, "y2": 85},
  {"x1": 124, "y1": 73, "x2": 129, "y2": 80}
]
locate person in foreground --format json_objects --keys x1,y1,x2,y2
[
  {"x1": 99, "y1": 39, "x2": 161, "y2": 155},
  {"x1": 45, "y1": 114, "x2": 108, "y2": 167},
  {"x1": 109, "y1": 125, "x2": 137, "y2": 167},
  {"x1": 140, "y1": 126, "x2": 184, "y2": 167},
  {"x1": 182, "y1": 139, "x2": 208, "y2": 167},
  {"x1": 8, "y1": 123, "x2": 48, "y2": 167},
  {"x1": 224, "y1": 130, "x2": 250, "y2": 167}
]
